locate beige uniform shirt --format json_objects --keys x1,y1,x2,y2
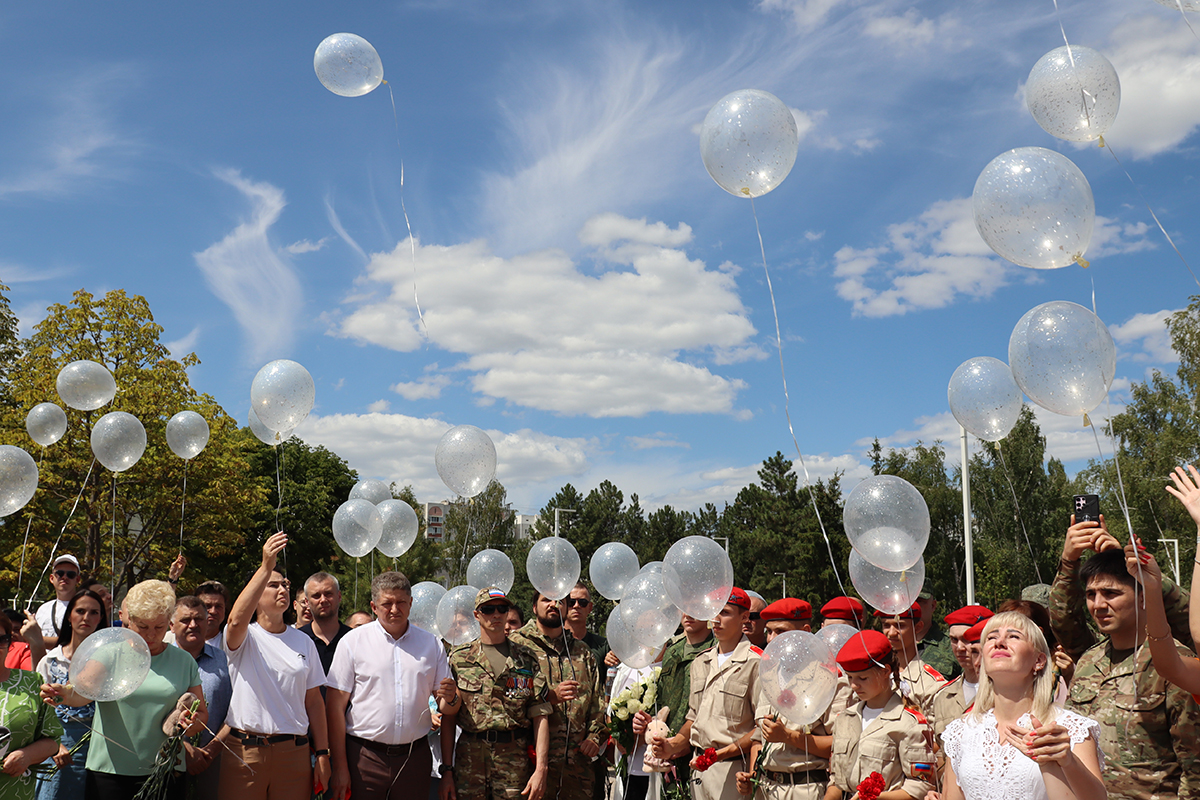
[
  {"x1": 828, "y1": 673, "x2": 854, "y2": 720},
  {"x1": 897, "y1": 658, "x2": 946, "y2": 725},
  {"x1": 829, "y1": 694, "x2": 935, "y2": 799},
  {"x1": 686, "y1": 638, "x2": 762, "y2": 800},
  {"x1": 752, "y1": 686, "x2": 834, "y2": 775},
  {"x1": 931, "y1": 676, "x2": 969, "y2": 741}
]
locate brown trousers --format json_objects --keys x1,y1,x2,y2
[
  {"x1": 219, "y1": 737, "x2": 312, "y2": 800},
  {"x1": 347, "y1": 736, "x2": 434, "y2": 800}
]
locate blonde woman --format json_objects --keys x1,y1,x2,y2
[{"x1": 938, "y1": 612, "x2": 1104, "y2": 800}]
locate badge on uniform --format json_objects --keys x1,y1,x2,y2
[
  {"x1": 911, "y1": 762, "x2": 934, "y2": 780},
  {"x1": 506, "y1": 668, "x2": 534, "y2": 699}
]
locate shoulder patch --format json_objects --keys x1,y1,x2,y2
[
  {"x1": 903, "y1": 706, "x2": 929, "y2": 725},
  {"x1": 923, "y1": 664, "x2": 946, "y2": 682},
  {"x1": 749, "y1": 645, "x2": 763, "y2": 656}
]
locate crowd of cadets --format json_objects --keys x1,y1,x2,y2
[{"x1": 10, "y1": 508, "x2": 1200, "y2": 800}]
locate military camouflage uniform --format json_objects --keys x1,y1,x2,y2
[
  {"x1": 1050, "y1": 555, "x2": 1200, "y2": 799},
  {"x1": 917, "y1": 626, "x2": 960, "y2": 681},
  {"x1": 509, "y1": 621, "x2": 605, "y2": 800},
  {"x1": 449, "y1": 636, "x2": 553, "y2": 800},
  {"x1": 656, "y1": 631, "x2": 714, "y2": 800}
]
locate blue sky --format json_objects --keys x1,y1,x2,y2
[{"x1": 2, "y1": 0, "x2": 1198, "y2": 516}]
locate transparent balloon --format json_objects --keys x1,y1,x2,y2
[
  {"x1": 526, "y1": 537, "x2": 581, "y2": 601},
  {"x1": 350, "y1": 479, "x2": 392, "y2": 505},
  {"x1": 332, "y1": 499, "x2": 383, "y2": 558},
  {"x1": 250, "y1": 360, "x2": 315, "y2": 433},
  {"x1": 90, "y1": 412, "x2": 147, "y2": 473},
  {"x1": 973, "y1": 147, "x2": 1094, "y2": 270},
  {"x1": 436, "y1": 585, "x2": 481, "y2": 647},
  {"x1": 1009, "y1": 300, "x2": 1116, "y2": 417},
  {"x1": 947, "y1": 357, "x2": 1023, "y2": 442},
  {"x1": 639, "y1": 561, "x2": 663, "y2": 575},
  {"x1": 410, "y1": 582, "x2": 447, "y2": 636},
  {"x1": 1151, "y1": 0, "x2": 1200, "y2": 9},
  {"x1": 849, "y1": 551, "x2": 925, "y2": 615},
  {"x1": 1026, "y1": 45, "x2": 1120, "y2": 142},
  {"x1": 759, "y1": 631, "x2": 838, "y2": 727},
  {"x1": 623, "y1": 571, "x2": 676, "y2": 614},
  {"x1": 25, "y1": 403, "x2": 67, "y2": 447},
  {"x1": 248, "y1": 407, "x2": 291, "y2": 446},
  {"x1": 843, "y1": 475, "x2": 929, "y2": 572},
  {"x1": 467, "y1": 549, "x2": 515, "y2": 595},
  {"x1": 590, "y1": 542, "x2": 641, "y2": 601},
  {"x1": 699, "y1": 89, "x2": 799, "y2": 198},
  {"x1": 605, "y1": 604, "x2": 658, "y2": 669},
  {"x1": 816, "y1": 623, "x2": 858, "y2": 657},
  {"x1": 166, "y1": 411, "x2": 210, "y2": 460},
  {"x1": 619, "y1": 597, "x2": 680, "y2": 651},
  {"x1": 663, "y1": 536, "x2": 734, "y2": 622},
  {"x1": 56, "y1": 360, "x2": 116, "y2": 411},
  {"x1": 314, "y1": 33, "x2": 384, "y2": 98},
  {"x1": 435, "y1": 425, "x2": 497, "y2": 498},
  {"x1": 0, "y1": 446, "x2": 38, "y2": 518},
  {"x1": 375, "y1": 499, "x2": 420, "y2": 558},
  {"x1": 69, "y1": 627, "x2": 151, "y2": 701}
]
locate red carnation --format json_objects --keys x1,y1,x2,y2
[
  {"x1": 527, "y1": 745, "x2": 537, "y2": 763},
  {"x1": 694, "y1": 747, "x2": 719, "y2": 771},
  {"x1": 856, "y1": 771, "x2": 885, "y2": 800},
  {"x1": 776, "y1": 689, "x2": 796, "y2": 709}
]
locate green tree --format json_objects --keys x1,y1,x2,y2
[
  {"x1": 0, "y1": 282, "x2": 20, "y2": 400},
  {"x1": 443, "y1": 480, "x2": 517, "y2": 590}
]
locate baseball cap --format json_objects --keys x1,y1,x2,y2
[
  {"x1": 53, "y1": 555, "x2": 80, "y2": 571},
  {"x1": 474, "y1": 587, "x2": 511, "y2": 609}
]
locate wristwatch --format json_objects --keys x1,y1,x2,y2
[
  {"x1": 439, "y1": 765, "x2": 455, "y2": 777},
  {"x1": 314, "y1": 749, "x2": 330, "y2": 757}
]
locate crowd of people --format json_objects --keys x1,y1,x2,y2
[{"x1": 1, "y1": 468, "x2": 1198, "y2": 800}]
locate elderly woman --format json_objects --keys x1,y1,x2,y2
[
  {"x1": 0, "y1": 612, "x2": 62, "y2": 800},
  {"x1": 41, "y1": 580, "x2": 207, "y2": 800},
  {"x1": 938, "y1": 611, "x2": 1105, "y2": 800}
]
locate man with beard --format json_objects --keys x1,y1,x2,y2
[{"x1": 510, "y1": 591, "x2": 604, "y2": 800}]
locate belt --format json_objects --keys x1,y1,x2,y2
[
  {"x1": 348, "y1": 735, "x2": 421, "y2": 757},
  {"x1": 762, "y1": 768, "x2": 829, "y2": 785},
  {"x1": 229, "y1": 729, "x2": 310, "y2": 748},
  {"x1": 462, "y1": 729, "x2": 529, "y2": 744}
]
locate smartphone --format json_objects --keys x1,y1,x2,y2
[{"x1": 1073, "y1": 494, "x2": 1101, "y2": 523}]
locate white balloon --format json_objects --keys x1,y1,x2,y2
[
  {"x1": 166, "y1": 410, "x2": 210, "y2": 460},
  {"x1": 435, "y1": 425, "x2": 497, "y2": 498},
  {"x1": 90, "y1": 412, "x2": 147, "y2": 473},
  {"x1": 526, "y1": 537, "x2": 581, "y2": 601},
  {"x1": 70, "y1": 627, "x2": 151, "y2": 701},
  {"x1": 973, "y1": 147, "x2": 1094, "y2": 270},
  {"x1": 759, "y1": 631, "x2": 838, "y2": 727},
  {"x1": 350, "y1": 479, "x2": 392, "y2": 505},
  {"x1": 1009, "y1": 301, "x2": 1116, "y2": 417},
  {"x1": 25, "y1": 403, "x2": 67, "y2": 447},
  {"x1": 663, "y1": 536, "x2": 734, "y2": 622},
  {"x1": 436, "y1": 585, "x2": 481, "y2": 647},
  {"x1": 375, "y1": 499, "x2": 420, "y2": 558},
  {"x1": 0, "y1": 445, "x2": 38, "y2": 518},
  {"x1": 619, "y1": 597, "x2": 680, "y2": 651},
  {"x1": 332, "y1": 499, "x2": 383, "y2": 558},
  {"x1": 410, "y1": 582, "x2": 447, "y2": 636},
  {"x1": 947, "y1": 357, "x2": 1023, "y2": 442},
  {"x1": 589, "y1": 542, "x2": 641, "y2": 601},
  {"x1": 250, "y1": 360, "x2": 315, "y2": 433},
  {"x1": 1026, "y1": 45, "x2": 1120, "y2": 142},
  {"x1": 314, "y1": 33, "x2": 384, "y2": 97},
  {"x1": 849, "y1": 551, "x2": 925, "y2": 615},
  {"x1": 247, "y1": 407, "x2": 291, "y2": 446},
  {"x1": 56, "y1": 360, "x2": 116, "y2": 411},
  {"x1": 843, "y1": 475, "x2": 929, "y2": 572},
  {"x1": 699, "y1": 89, "x2": 799, "y2": 198},
  {"x1": 816, "y1": 623, "x2": 858, "y2": 656},
  {"x1": 605, "y1": 604, "x2": 658, "y2": 669},
  {"x1": 467, "y1": 549, "x2": 515, "y2": 595}
]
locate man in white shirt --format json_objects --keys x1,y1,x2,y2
[
  {"x1": 325, "y1": 571, "x2": 460, "y2": 800},
  {"x1": 35, "y1": 554, "x2": 80, "y2": 648}
]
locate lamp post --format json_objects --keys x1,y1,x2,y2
[
  {"x1": 553, "y1": 507, "x2": 576, "y2": 537},
  {"x1": 775, "y1": 572, "x2": 787, "y2": 598}
]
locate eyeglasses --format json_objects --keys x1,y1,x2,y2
[
  {"x1": 562, "y1": 598, "x2": 591, "y2": 608},
  {"x1": 479, "y1": 604, "x2": 510, "y2": 616},
  {"x1": 55, "y1": 570, "x2": 78, "y2": 579}
]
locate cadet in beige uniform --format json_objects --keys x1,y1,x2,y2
[
  {"x1": 876, "y1": 604, "x2": 945, "y2": 725},
  {"x1": 819, "y1": 598, "x2": 863, "y2": 720},
  {"x1": 652, "y1": 587, "x2": 759, "y2": 800},
  {"x1": 930, "y1": 605, "x2": 991, "y2": 741},
  {"x1": 826, "y1": 630, "x2": 935, "y2": 800}
]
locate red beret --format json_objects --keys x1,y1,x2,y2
[
  {"x1": 963, "y1": 620, "x2": 986, "y2": 644},
  {"x1": 944, "y1": 605, "x2": 993, "y2": 628},
  {"x1": 820, "y1": 596, "x2": 865, "y2": 622},
  {"x1": 727, "y1": 587, "x2": 751, "y2": 610},
  {"x1": 873, "y1": 601, "x2": 922, "y2": 621},
  {"x1": 761, "y1": 598, "x2": 812, "y2": 621},
  {"x1": 836, "y1": 630, "x2": 893, "y2": 672}
]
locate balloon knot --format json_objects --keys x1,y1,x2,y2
[
  {"x1": 1083, "y1": 413, "x2": 1092, "y2": 428},
  {"x1": 382, "y1": 79, "x2": 389, "y2": 85},
  {"x1": 1097, "y1": 135, "x2": 1105, "y2": 148},
  {"x1": 740, "y1": 187, "x2": 751, "y2": 196},
  {"x1": 1074, "y1": 254, "x2": 1090, "y2": 269}
]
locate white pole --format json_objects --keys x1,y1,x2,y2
[{"x1": 961, "y1": 425, "x2": 975, "y2": 605}]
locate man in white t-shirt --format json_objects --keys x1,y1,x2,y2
[
  {"x1": 325, "y1": 571, "x2": 459, "y2": 800},
  {"x1": 35, "y1": 554, "x2": 81, "y2": 648}
]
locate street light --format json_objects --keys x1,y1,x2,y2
[
  {"x1": 711, "y1": 536, "x2": 729, "y2": 552},
  {"x1": 775, "y1": 572, "x2": 787, "y2": 598},
  {"x1": 553, "y1": 508, "x2": 576, "y2": 537}
]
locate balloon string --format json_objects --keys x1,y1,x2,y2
[
  {"x1": 276, "y1": 441, "x2": 287, "y2": 575},
  {"x1": 110, "y1": 474, "x2": 117, "y2": 594},
  {"x1": 30, "y1": 458, "x2": 96, "y2": 610},
  {"x1": 993, "y1": 442, "x2": 1045, "y2": 584},
  {"x1": 1046, "y1": 0, "x2": 1100, "y2": 134},
  {"x1": 1174, "y1": 0, "x2": 1200, "y2": 44},
  {"x1": 15, "y1": 447, "x2": 46, "y2": 606},
  {"x1": 179, "y1": 461, "x2": 188, "y2": 553},
  {"x1": 387, "y1": 84, "x2": 427, "y2": 340}
]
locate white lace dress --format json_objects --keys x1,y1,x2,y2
[{"x1": 942, "y1": 708, "x2": 1103, "y2": 800}]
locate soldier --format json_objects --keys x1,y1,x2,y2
[
  {"x1": 914, "y1": 591, "x2": 960, "y2": 680},
  {"x1": 509, "y1": 590, "x2": 605, "y2": 800},
  {"x1": 931, "y1": 605, "x2": 992, "y2": 742},
  {"x1": 444, "y1": 588, "x2": 553, "y2": 800},
  {"x1": 875, "y1": 604, "x2": 946, "y2": 725},
  {"x1": 736, "y1": 598, "x2": 832, "y2": 800},
  {"x1": 1052, "y1": 543, "x2": 1200, "y2": 799},
  {"x1": 818, "y1": 597, "x2": 864, "y2": 630},
  {"x1": 652, "y1": 587, "x2": 760, "y2": 800},
  {"x1": 743, "y1": 591, "x2": 769, "y2": 649},
  {"x1": 826, "y1": 630, "x2": 935, "y2": 800}
]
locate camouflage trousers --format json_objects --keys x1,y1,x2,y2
[
  {"x1": 542, "y1": 734, "x2": 595, "y2": 800},
  {"x1": 455, "y1": 737, "x2": 534, "y2": 800}
]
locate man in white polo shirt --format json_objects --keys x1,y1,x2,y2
[
  {"x1": 325, "y1": 571, "x2": 460, "y2": 800},
  {"x1": 36, "y1": 554, "x2": 80, "y2": 648}
]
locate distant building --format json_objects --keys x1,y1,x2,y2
[
  {"x1": 425, "y1": 503, "x2": 446, "y2": 540},
  {"x1": 513, "y1": 513, "x2": 538, "y2": 540}
]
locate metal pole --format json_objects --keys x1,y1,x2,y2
[
  {"x1": 775, "y1": 572, "x2": 787, "y2": 598},
  {"x1": 712, "y1": 537, "x2": 729, "y2": 553},
  {"x1": 961, "y1": 425, "x2": 975, "y2": 605},
  {"x1": 553, "y1": 508, "x2": 576, "y2": 537}
]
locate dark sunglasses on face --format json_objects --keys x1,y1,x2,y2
[
  {"x1": 0, "y1": 637, "x2": 12, "y2": 646},
  {"x1": 479, "y1": 604, "x2": 510, "y2": 616},
  {"x1": 55, "y1": 570, "x2": 78, "y2": 579},
  {"x1": 561, "y1": 598, "x2": 591, "y2": 608}
]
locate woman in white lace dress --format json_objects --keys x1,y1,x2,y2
[{"x1": 938, "y1": 612, "x2": 1105, "y2": 800}]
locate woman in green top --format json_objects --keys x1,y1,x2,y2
[{"x1": 0, "y1": 613, "x2": 62, "y2": 800}]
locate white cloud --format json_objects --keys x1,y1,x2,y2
[
  {"x1": 391, "y1": 374, "x2": 452, "y2": 401},
  {"x1": 284, "y1": 237, "x2": 330, "y2": 255},
  {"x1": 1103, "y1": 14, "x2": 1200, "y2": 159},
  {"x1": 1109, "y1": 308, "x2": 1179, "y2": 364},
  {"x1": 1089, "y1": 217, "x2": 1153, "y2": 259},
  {"x1": 366, "y1": 399, "x2": 391, "y2": 413},
  {"x1": 758, "y1": 0, "x2": 851, "y2": 30},
  {"x1": 863, "y1": 9, "x2": 964, "y2": 49},
  {"x1": 333, "y1": 214, "x2": 757, "y2": 417},
  {"x1": 13, "y1": 302, "x2": 48, "y2": 338},
  {"x1": 0, "y1": 262, "x2": 71, "y2": 283},
  {"x1": 805, "y1": 231, "x2": 825, "y2": 242},
  {"x1": 324, "y1": 197, "x2": 368, "y2": 262},
  {"x1": 193, "y1": 169, "x2": 303, "y2": 362},
  {"x1": 627, "y1": 433, "x2": 691, "y2": 450},
  {"x1": 165, "y1": 326, "x2": 201, "y2": 359}
]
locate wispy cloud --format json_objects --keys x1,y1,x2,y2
[
  {"x1": 627, "y1": 433, "x2": 691, "y2": 450},
  {"x1": 391, "y1": 374, "x2": 452, "y2": 400},
  {"x1": 0, "y1": 262, "x2": 72, "y2": 283},
  {"x1": 325, "y1": 196, "x2": 368, "y2": 262},
  {"x1": 284, "y1": 237, "x2": 331, "y2": 255},
  {"x1": 193, "y1": 169, "x2": 303, "y2": 362},
  {"x1": 165, "y1": 326, "x2": 202, "y2": 359},
  {"x1": 1109, "y1": 308, "x2": 1179, "y2": 364}
]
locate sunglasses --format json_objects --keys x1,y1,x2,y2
[
  {"x1": 55, "y1": 570, "x2": 78, "y2": 579},
  {"x1": 561, "y1": 598, "x2": 591, "y2": 608},
  {"x1": 0, "y1": 637, "x2": 12, "y2": 646},
  {"x1": 479, "y1": 604, "x2": 511, "y2": 616}
]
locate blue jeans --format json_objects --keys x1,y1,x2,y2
[{"x1": 36, "y1": 718, "x2": 90, "y2": 800}]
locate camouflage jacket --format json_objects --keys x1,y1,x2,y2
[
  {"x1": 509, "y1": 620, "x2": 606, "y2": 745},
  {"x1": 918, "y1": 626, "x2": 960, "y2": 681},
  {"x1": 449, "y1": 635, "x2": 553, "y2": 733},
  {"x1": 1049, "y1": 557, "x2": 1194, "y2": 661},
  {"x1": 1065, "y1": 637, "x2": 1200, "y2": 800},
  {"x1": 658, "y1": 631, "x2": 714, "y2": 737}
]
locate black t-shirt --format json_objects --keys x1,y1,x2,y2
[{"x1": 299, "y1": 621, "x2": 352, "y2": 676}]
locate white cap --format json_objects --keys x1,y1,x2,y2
[{"x1": 53, "y1": 554, "x2": 80, "y2": 570}]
